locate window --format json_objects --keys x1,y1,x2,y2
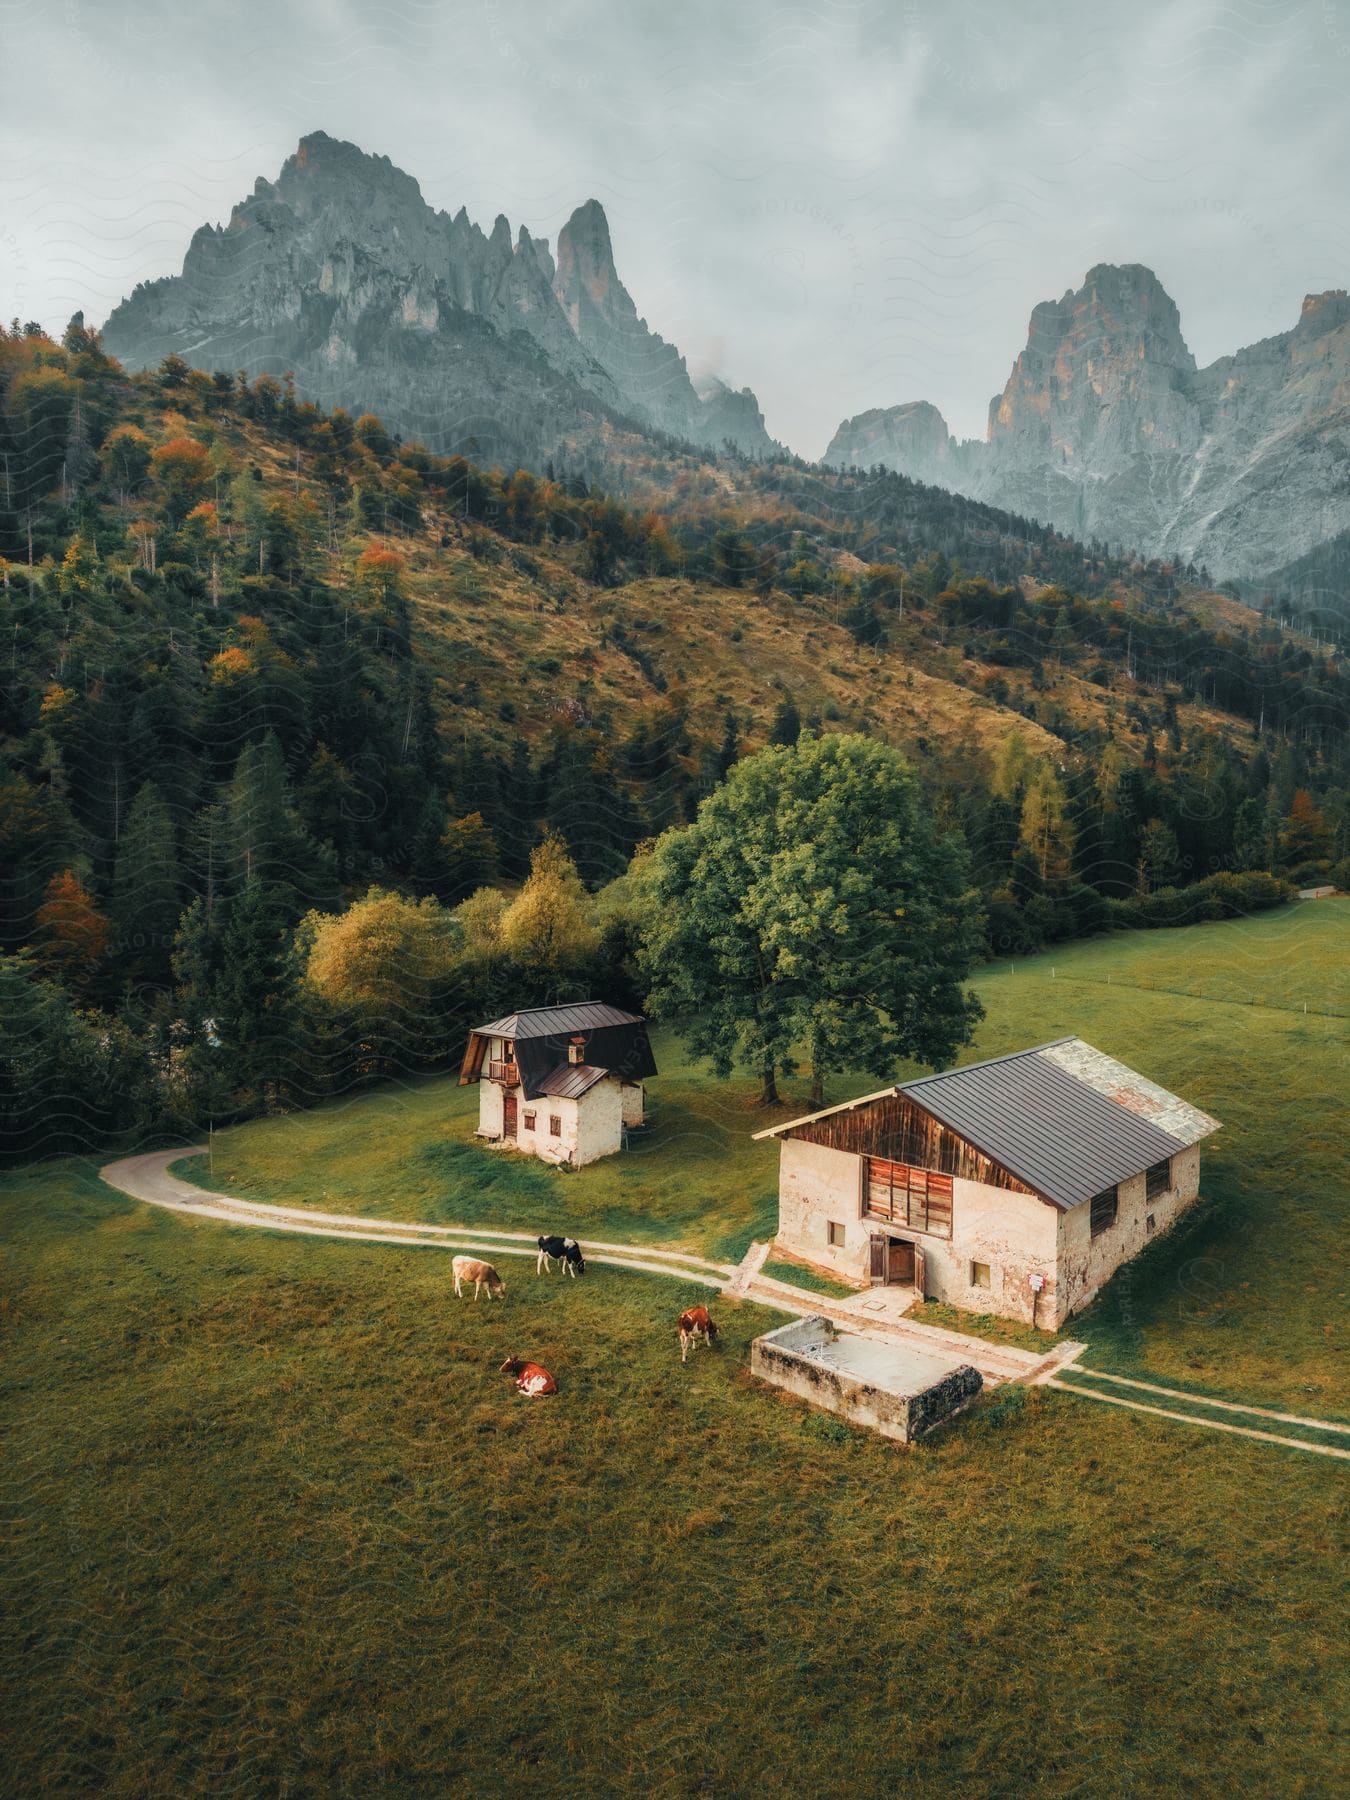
[
  {"x1": 549, "y1": 1115, "x2": 562, "y2": 1138},
  {"x1": 827, "y1": 1221, "x2": 845, "y2": 1248},
  {"x1": 1090, "y1": 1186, "x2": 1118, "y2": 1238},
  {"x1": 970, "y1": 1261, "x2": 991, "y2": 1290},
  {"x1": 864, "y1": 1159, "x2": 953, "y2": 1239},
  {"x1": 1146, "y1": 1212, "x2": 1156, "y2": 1235},
  {"x1": 1145, "y1": 1158, "x2": 1172, "y2": 1201},
  {"x1": 522, "y1": 1111, "x2": 536, "y2": 1132}
]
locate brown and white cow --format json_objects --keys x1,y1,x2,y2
[
  {"x1": 499, "y1": 1357, "x2": 558, "y2": 1396},
  {"x1": 677, "y1": 1305, "x2": 720, "y2": 1363},
  {"x1": 452, "y1": 1255, "x2": 506, "y2": 1301}
]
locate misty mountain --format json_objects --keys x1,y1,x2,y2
[
  {"x1": 102, "y1": 132, "x2": 776, "y2": 469},
  {"x1": 826, "y1": 266, "x2": 1350, "y2": 584}
]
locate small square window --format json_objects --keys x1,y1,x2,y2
[
  {"x1": 1146, "y1": 1212, "x2": 1156, "y2": 1235},
  {"x1": 827, "y1": 1221, "x2": 845, "y2": 1248},
  {"x1": 549, "y1": 1115, "x2": 562, "y2": 1138},
  {"x1": 522, "y1": 1111, "x2": 536, "y2": 1132},
  {"x1": 971, "y1": 1261, "x2": 991, "y2": 1289}
]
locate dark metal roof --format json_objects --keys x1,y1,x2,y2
[
  {"x1": 898, "y1": 1045, "x2": 1188, "y2": 1210},
  {"x1": 471, "y1": 1001, "x2": 645, "y2": 1040},
  {"x1": 534, "y1": 1064, "x2": 611, "y2": 1100}
]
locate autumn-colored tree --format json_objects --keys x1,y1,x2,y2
[
  {"x1": 150, "y1": 434, "x2": 212, "y2": 523},
  {"x1": 34, "y1": 870, "x2": 109, "y2": 988},
  {"x1": 499, "y1": 835, "x2": 600, "y2": 986},
  {"x1": 302, "y1": 887, "x2": 462, "y2": 1071},
  {"x1": 456, "y1": 886, "x2": 509, "y2": 962},
  {"x1": 355, "y1": 543, "x2": 406, "y2": 601},
  {"x1": 1019, "y1": 763, "x2": 1075, "y2": 885},
  {"x1": 1280, "y1": 790, "x2": 1331, "y2": 867},
  {"x1": 991, "y1": 728, "x2": 1032, "y2": 801}
]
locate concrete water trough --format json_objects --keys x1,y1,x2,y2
[{"x1": 750, "y1": 1315, "x2": 983, "y2": 1445}]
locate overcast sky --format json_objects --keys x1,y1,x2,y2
[{"x1": 3, "y1": 0, "x2": 1347, "y2": 456}]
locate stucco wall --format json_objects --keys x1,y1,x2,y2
[
  {"x1": 775, "y1": 1139, "x2": 867, "y2": 1280},
  {"x1": 919, "y1": 1177, "x2": 1059, "y2": 1325},
  {"x1": 620, "y1": 1082, "x2": 645, "y2": 1127},
  {"x1": 1054, "y1": 1146, "x2": 1202, "y2": 1325},
  {"x1": 572, "y1": 1080, "x2": 624, "y2": 1167},
  {"x1": 477, "y1": 1077, "x2": 626, "y2": 1167},
  {"x1": 477, "y1": 1081, "x2": 505, "y2": 1137},
  {"x1": 773, "y1": 1141, "x2": 1060, "y2": 1325}
]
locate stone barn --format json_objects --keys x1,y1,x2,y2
[
  {"x1": 459, "y1": 1001, "x2": 657, "y2": 1168},
  {"x1": 756, "y1": 1037, "x2": 1220, "y2": 1330}
]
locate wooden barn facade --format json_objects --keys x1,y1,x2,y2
[
  {"x1": 756, "y1": 1038, "x2": 1220, "y2": 1329},
  {"x1": 460, "y1": 1001, "x2": 657, "y2": 1169}
]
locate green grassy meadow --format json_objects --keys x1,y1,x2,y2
[
  {"x1": 192, "y1": 902, "x2": 1348, "y2": 1406},
  {"x1": 3, "y1": 904, "x2": 1347, "y2": 1794}
]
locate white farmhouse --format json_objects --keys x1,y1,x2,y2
[
  {"x1": 459, "y1": 1001, "x2": 657, "y2": 1168},
  {"x1": 756, "y1": 1037, "x2": 1220, "y2": 1330}
]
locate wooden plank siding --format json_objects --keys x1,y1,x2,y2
[
  {"x1": 785, "y1": 1090, "x2": 1043, "y2": 1200},
  {"x1": 866, "y1": 1159, "x2": 953, "y2": 1238}
]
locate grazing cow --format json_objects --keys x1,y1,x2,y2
[
  {"x1": 499, "y1": 1357, "x2": 558, "y2": 1397},
  {"x1": 452, "y1": 1255, "x2": 506, "y2": 1301},
  {"x1": 678, "y1": 1305, "x2": 720, "y2": 1363},
  {"x1": 536, "y1": 1235, "x2": 586, "y2": 1278}
]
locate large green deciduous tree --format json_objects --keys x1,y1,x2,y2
[{"x1": 639, "y1": 733, "x2": 984, "y2": 1104}]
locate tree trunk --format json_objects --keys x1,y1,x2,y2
[
  {"x1": 759, "y1": 1060, "x2": 781, "y2": 1106},
  {"x1": 809, "y1": 1071, "x2": 824, "y2": 1107}
]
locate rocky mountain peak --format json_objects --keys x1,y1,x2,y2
[
  {"x1": 101, "y1": 133, "x2": 776, "y2": 468},
  {"x1": 554, "y1": 199, "x2": 629, "y2": 326}
]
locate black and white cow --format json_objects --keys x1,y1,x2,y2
[{"x1": 536, "y1": 1235, "x2": 586, "y2": 1278}]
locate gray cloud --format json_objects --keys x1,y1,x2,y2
[{"x1": 2, "y1": 0, "x2": 1346, "y2": 456}]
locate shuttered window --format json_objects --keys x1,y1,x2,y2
[
  {"x1": 865, "y1": 1158, "x2": 953, "y2": 1239},
  {"x1": 1145, "y1": 1158, "x2": 1172, "y2": 1201},
  {"x1": 1090, "y1": 1186, "x2": 1118, "y2": 1237}
]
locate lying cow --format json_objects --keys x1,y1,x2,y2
[
  {"x1": 499, "y1": 1357, "x2": 558, "y2": 1397},
  {"x1": 536, "y1": 1235, "x2": 586, "y2": 1278},
  {"x1": 452, "y1": 1255, "x2": 506, "y2": 1301},
  {"x1": 678, "y1": 1305, "x2": 720, "y2": 1363}
]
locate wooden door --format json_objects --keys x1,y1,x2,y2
[
  {"x1": 913, "y1": 1244, "x2": 926, "y2": 1298},
  {"x1": 868, "y1": 1232, "x2": 886, "y2": 1285},
  {"x1": 887, "y1": 1239, "x2": 915, "y2": 1286},
  {"x1": 503, "y1": 1093, "x2": 518, "y2": 1140}
]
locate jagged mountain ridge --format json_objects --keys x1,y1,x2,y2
[
  {"x1": 825, "y1": 266, "x2": 1350, "y2": 583},
  {"x1": 103, "y1": 132, "x2": 776, "y2": 467}
]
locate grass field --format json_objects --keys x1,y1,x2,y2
[
  {"x1": 193, "y1": 902, "x2": 1348, "y2": 1407},
  {"x1": 3, "y1": 905, "x2": 1347, "y2": 1795}
]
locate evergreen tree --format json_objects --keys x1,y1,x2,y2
[
  {"x1": 768, "y1": 696, "x2": 802, "y2": 747},
  {"x1": 110, "y1": 782, "x2": 181, "y2": 986},
  {"x1": 213, "y1": 879, "x2": 300, "y2": 1107}
]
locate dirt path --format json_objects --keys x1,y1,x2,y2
[{"x1": 100, "y1": 1149, "x2": 734, "y2": 1288}]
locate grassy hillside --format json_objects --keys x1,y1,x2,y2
[{"x1": 187, "y1": 905, "x2": 1348, "y2": 1408}]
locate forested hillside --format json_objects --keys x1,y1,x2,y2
[{"x1": 1, "y1": 319, "x2": 1344, "y2": 1160}]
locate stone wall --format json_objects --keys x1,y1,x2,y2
[{"x1": 1054, "y1": 1146, "x2": 1202, "y2": 1326}]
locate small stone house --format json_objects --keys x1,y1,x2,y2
[
  {"x1": 459, "y1": 1001, "x2": 657, "y2": 1168},
  {"x1": 755, "y1": 1037, "x2": 1220, "y2": 1330}
]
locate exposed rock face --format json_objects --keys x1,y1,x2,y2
[
  {"x1": 824, "y1": 266, "x2": 1350, "y2": 581},
  {"x1": 824, "y1": 400, "x2": 967, "y2": 487},
  {"x1": 103, "y1": 132, "x2": 774, "y2": 466}
]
